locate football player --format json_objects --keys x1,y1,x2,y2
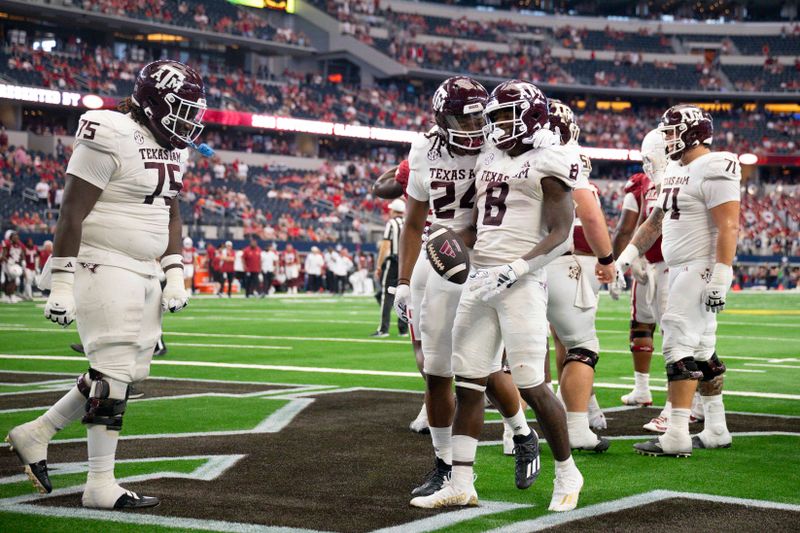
[
  {"x1": 543, "y1": 99, "x2": 621, "y2": 452},
  {"x1": 1, "y1": 231, "x2": 25, "y2": 303},
  {"x1": 410, "y1": 81, "x2": 583, "y2": 512},
  {"x1": 617, "y1": 105, "x2": 738, "y2": 457},
  {"x1": 22, "y1": 237, "x2": 39, "y2": 301},
  {"x1": 395, "y1": 77, "x2": 538, "y2": 501},
  {"x1": 5, "y1": 60, "x2": 204, "y2": 508},
  {"x1": 181, "y1": 236, "x2": 196, "y2": 294}
]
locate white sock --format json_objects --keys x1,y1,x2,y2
[
  {"x1": 587, "y1": 393, "x2": 601, "y2": 414},
  {"x1": 554, "y1": 455, "x2": 577, "y2": 477},
  {"x1": 451, "y1": 435, "x2": 477, "y2": 490},
  {"x1": 502, "y1": 406, "x2": 531, "y2": 437},
  {"x1": 661, "y1": 401, "x2": 672, "y2": 418},
  {"x1": 430, "y1": 426, "x2": 452, "y2": 465},
  {"x1": 701, "y1": 394, "x2": 729, "y2": 436},
  {"x1": 664, "y1": 408, "x2": 689, "y2": 439},
  {"x1": 566, "y1": 411, "x2": 595, "y2": 444},
  {"x1": 84, "y1": 424, "x2": 127, "y2": 507},
  {"x1": 40, "y1": 385, "x2": 88, "y2": 437},
  {"x1": 634, "y1": 371, "x2": 650, "y2": 392}
]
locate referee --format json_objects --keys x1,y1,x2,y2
[{"x1": 372, "y1": 199, "x2": 409, "y2": 337}]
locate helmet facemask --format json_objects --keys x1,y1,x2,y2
[
  {"x1": 483, "y1": 101, "x2": 534, "y2": 151},
  {"x1": 160, "y1": 93, "x2": 207, "y2": 148},
  {"x1": 442, "y1": 110, "x2": 486, "y2": 152},
  {"x1": 658, "y1": 122, "x2": 688, "y2": 161}
]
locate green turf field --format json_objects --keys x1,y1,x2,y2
[{"x1": 0, "y1": 291, "x2": 798, "y2": 532}]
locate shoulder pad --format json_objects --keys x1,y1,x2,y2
[
  {"x1": 701, "y1": 152, "x2": 742, "y2": 182},
  {"x1": 623, "y1": 173, "x2": 649, "y2": 195},
  {"x1": 73, "y1": 110, "x2": 125, "y2": 155},
  {"x1": 535, "y1": 144, "x2": 581, "y2": 187}
]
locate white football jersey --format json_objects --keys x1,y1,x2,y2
[
  {"x1": 569, "y1": 144, "x2": 594, "y2": 230},
  {"x1": 66, "y1": 110, "x2": 189, "y2": 276},
  {"x1": 405, "y1": 127, "x2": 480, "y2": 232},
  {"x1": 472, "y1": 144, "x2": 579, "y2": 267},
  {"x1": 659, "y1": 151, "x2": 741, "y2": 266}
]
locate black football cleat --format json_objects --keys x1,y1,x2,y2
[
  {"x1": 5, "y1": 434, "x2": 52, "y2": 494},
  {"x1": 634, "y1": 438, "x2": 691, "y2": 458},
  {"x1": 113, "y1": 491, "x2": 160, "y2": 510},
  {"x1": 411, "y1": 457, "x2": 451, "y2": 497},
  {"x1": 128, "y1": 385, "x2": 145, "y2": 399},
  {"x1": 70, "y1": 343, "x2": 85, "y2": 354},
  {"x1": 573, "y1": 437, "x2": 611, "y2": 454},
  {"x1": 513, "y1": 431, "x2": 541, "y2": 490}
]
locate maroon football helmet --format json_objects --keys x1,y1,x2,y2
[
  {"x1": 432, "y1": 76, "x2": 489, "y2": 153},
  {"x1": 483, "y1": 80, "x2": 548, "y2": 151},
  {"x1": 131, "y1": 60, "x2": 207, "y2": 150},
  {"x1": 658, "y1": 104, "x2": 713, "y2": 161},
  {"x1": 548, "y1": 99, "x2": 580, "y2": 145}
]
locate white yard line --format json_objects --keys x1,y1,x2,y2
[{"x1": 169, "y1": 342, "x2": 292, "y2": 350}]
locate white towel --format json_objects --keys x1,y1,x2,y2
[
  {"x1": 574, "y1": 258, "x2": 597, "y2": 309},
  {"x1": 36, "y1": 255, "x2": 52, "y2": 290}
]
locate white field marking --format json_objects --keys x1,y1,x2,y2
[
  {"x1": 173, "y1": 316, "x2": 377, "y2": 325},
  {"x1": 169, "y1": 342, "x2": 293, "y2": 350},
  {"x1": 370, "y1": 501, "x2": 532, "y2": 533},
  {"x1": 0, "y1": 355, "x2": 796, "y2": 399},
  {"x1": 484, "y1": 490, "x2": 800, "y2": 533},
  {"x1": 0, "y1": 326, "x2": 411, "y2": 345},
  {"x1": 746, "y1": 363, "x2": 800, "y2": 369},
  {"x1": 478, "y1": 431, "x2": 800, "y2": 448}
]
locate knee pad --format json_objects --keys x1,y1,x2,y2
[
  {"x1": 564, "y1": 348, "x2": 599, "y2": 369},
  {"x1": 696, "y1": 352, "x2": 727, "y2": 382},
  {"x1": 509, "y1": 363, "x2": 544, "y2": 390},
  {"x1": 76, "y1": 370, "x2": 92, "y2": 398},
  {"x1": 82, "y1": 368, "x2": 129, "y2": 431},
  {"x1": 666, "y1": 357, "x2": 703, "y2": 382},
  {"x1": 630, "y1": 321, "x2": 655, "y2": 353}
]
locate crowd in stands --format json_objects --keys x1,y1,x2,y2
[{"x1": 75, "y1": 0, "x2": 309, "y2": 46}]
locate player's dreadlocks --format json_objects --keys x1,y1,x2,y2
[
  {"x1": 117, "y1": 97, "x2": 149, "y2": 127},
  {"x1": 424, "y1": 127, "x2": 455, "y2": 159}
]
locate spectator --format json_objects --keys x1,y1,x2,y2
[{"x1": 304, "y1": 245, "x2": 325, "y2": 293}]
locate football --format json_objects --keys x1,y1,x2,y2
[{"x1": 425, "y1": 223, "x2": 470, "y2": 284}]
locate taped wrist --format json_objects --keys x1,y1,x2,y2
[
  {"x1": 709, "y1": 263, "x2": 733, "y2": 288},
  {"x1": 160, "y1": 254, "x2": 183, "y2": 272},
  {"x1": 164, "y1": 267, "x2": 184, "y2": 286},
  {"x1": 51, "y1": 256, "x2": 76, "y2": 273},
  {"x1": 616, "y1": 244, "x2": 639, "y2": 268},
  {"x1": 50, "y1": 271, "x2": 74, "y2": 291},
  {"x1": 510, "y1": 258, "x2": 530, "y2": 278}
]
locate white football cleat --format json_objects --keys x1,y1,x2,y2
[
  {"x1": 643, "y1": 414, "x2": 669, "y2": 433},
  {"x1": 548, "y1": 468, "x2": 583, "y2": 512},
  {"x1": 502, "y1": 426, "x2": 514, "y2": 456},
  {"x1": 620, "y1": 389, "x2": 653, "y2": 407},
  {"x1": 689, "y1": 392, "x2": 705, "y2": 423},
  {"x1": 409, "y1": 404, "x2": 429, "y2": 434},
  {"x1": 6, "y1": 420, "x2": 53, "y2": 493},
  {"x1": 410, "y1": 483, "x2": 478, "y2": 509}
]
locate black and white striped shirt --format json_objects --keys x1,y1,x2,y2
[{"x1": 383, "y1": 216, "x2": 404, "y2": 257}]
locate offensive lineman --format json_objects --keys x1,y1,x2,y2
[
  {"x1": 544, "y1": 100, "x2": 621, "y2": 452},
  {"x1": 394, "y1": 77, "x2": 540, "y2": 500},
  {"x1": 411, "y1": 81, "x2": 583, "y2": 511},
  {"x1": 5, "y1": 59, "x2": 204, "y2": 508},
  {"x1": 617, "y1": 105, "x2": 738, "y2": 456}
]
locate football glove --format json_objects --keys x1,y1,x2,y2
[
  {"x1": 44, "y1": 259, "x2": 76, "y2": 327},
  {"x1": 394, "y1": 159, "x2": 410, "y2": 188},
  {"x1": 469, "y1": 259, "x2": 529, "y2": 302},
  {"x1": 390, "y1": 283, "x2": 412, "y2": 323},
  {"x1": 528, "y1": 128, "x2": 560, "y2": 149},
  {"x1": 631, "y1": 256, "x2": 649, "y2": 285},
  {"x1": 704, "y1": 263, "x2": 733, "y2": 313},
  {"x1": 607, "y1": 266, "x2": 626, "y2": 300},
  {"x1": 162, "y1": 266, "x2": 189, "y2": 313}
]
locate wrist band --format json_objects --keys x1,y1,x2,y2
[
  {"x1": 598, "y1": 253, "x2": 614, "y2": 266},
  {"x1": 397, "y1": 278, "x2": 411, "y2": 285},
  {"x1": 51, "y1": 256, "x2": 77, "y2": 273}
]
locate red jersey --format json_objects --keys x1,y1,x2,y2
[
  {"x1": 572, "y1": 182, "x2": 600, "y2": 255},
  {"x1": 24, "y1": 245, "x2": 38, "y2": 269},
  {"x1": 182, "y1": 246, "x2": 196, "y2": 266},
  {"x1": 219, "y1": 248, "x2": 235, "y2": 273},
  {"x1": 242, "y1": 246, "x2": 262, "y2": 273},
  {"x1": 3, "y1": 240, "x2": 25, "y2": 265},
  {"x1": 283, "y1": 251, "x2": 298, "y2": 267},
  {"x1": 38, "y1": 248, "x2": 52, "y2": 269},
  {"x1": 642, "y1": 182, "x2": 665, "y2": 264}
]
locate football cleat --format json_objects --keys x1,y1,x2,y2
[
  {"x1": 692, "y1": 430, "x2": 732, "y2": 449},
  {"x1": 6, "y1": 422, "x2": 52, "y2": 493},
  {"x1": 502, "y1": 426, "x2": 514, "y2": 456},
  {"x1": 548, "y1": 469, "x2": 583, "y2": 512},
  {"x1": 572, "y1": 436, "x2": 611, "y2": 454},
  {"x1": 113, "y1": 491, "x2": 160, "y2": 510},
  {"x1": 620, "y1": 389, "x2": 653, "y2": 407},
  {"x1": 128, "y1": 385, "x2": 145, "y2": 400},
  {"x1": 643, "y1": 415, "x2": 669, "y2": 433},
  {"x1": 411, "y1": 457, "x2": 451, "y2": 497},
  {"x1": 409, "y1": 404, "x2": 430, "y2": 434},
  {"x1": 634, "y1": 437, "x2": 691, "y2": 458},
  {"x1": 410, "y1": 483, "x2": 478, "y2": 509},
  {"x1": 369, "y1": 331, "x2": 389, "y2": 338},
  {"x1": 513, "y1": 431, "x2": 540, "y2": 489},
  {"x1": 70, "y1": 343, "x2": 85, "y2": 354}
]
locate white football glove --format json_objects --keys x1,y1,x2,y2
[
  {"x1": 162, "y1": 266, "x2": 189, "y2": 313},
  {"x1": 614, "y1": 243, "x2": 639, "y2": 292},
  {"x1": 44, "y1": 258, "x2": 76, "y2": 327},
  {"x1": 608, "y1": 267, "x2": 626, "y2": 300},
  {"x1": 631, "y1": 256, "x2": 649, "y2": 285},
  {"x1": 529, "y1": 128, "x2": 560, "y2": 149},
  {"x1": 469, "y1": 259, "x2": 529, "y2": 302},
  {"x1": 391, "y1": 283, "x2": 412, "y2": 323},
  {"x1": 704, "y1": 263, "x2": 733, "y2": 313}
]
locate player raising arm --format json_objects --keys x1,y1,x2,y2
[
  {"x1": 6, "y1": 60, "x2": 205, "y2": 508},
  {"x1": 617, "y1": 105, "x2": 739, "y2": 457}
]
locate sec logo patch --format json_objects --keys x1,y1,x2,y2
[{"x1": 134, "y1": 131, "x2": 145, "y2": 145}]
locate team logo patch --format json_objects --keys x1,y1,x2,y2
[
  {"x1": 427, "y1": 149, "x2": 441, "y2": 162},
  {"x1": 439, "y1": 240, "x2": 457, "y2": 258},
  {"x1": 483, "y1": 152, "x2": 494, "y2": 166},
  {"x1": 150, "y1": 64, "x2": 186, "y2": 91},
  {"x1": 134, "y1": 131, "x2": 145, "y2": 145},
  {"x1": 701, "y1": 268, "x2": 711, "y2": 282},
  {"x1": 568, "y1": 264, "x2": 581, "y2": 280}
]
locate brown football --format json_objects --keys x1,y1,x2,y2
[{"x1": 425, "y1": 223, "x2": 470, "y2": 284}]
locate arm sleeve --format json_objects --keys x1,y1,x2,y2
[
  {"x1": 622, "y1": 192, "x2": 640, "y2": 213},
  {"x1": 65, "y1": 143, "x2": 119, "y2": 190}
]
